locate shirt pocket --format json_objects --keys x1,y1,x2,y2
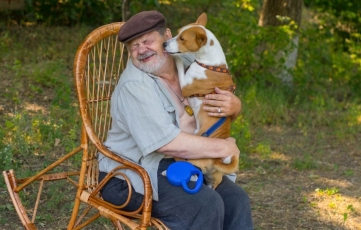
[{"x1": 164, "y1": 103, "x2": 175, "y2": 113}]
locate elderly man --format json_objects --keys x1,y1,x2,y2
[{"x1": 98, "y1": 11, "x2": 253, "y2": 230}]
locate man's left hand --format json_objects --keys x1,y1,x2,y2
[{"x1": 202, "y1": 87, "x2": 241, "y2": 120}]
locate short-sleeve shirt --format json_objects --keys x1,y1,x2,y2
[{"x1": 98, "y1": 55, "x2": 194, "y2": 201}]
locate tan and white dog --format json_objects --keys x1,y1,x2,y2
[{"x1": 163, "y1": 13, "x2": 239, "y2": 189}]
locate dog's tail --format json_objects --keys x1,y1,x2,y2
[{"x1": 213, "y1": 155, "x2": 239, "y2": 174}]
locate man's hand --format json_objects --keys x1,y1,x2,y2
[
  {"x1": 221, "y1": 137, "x2": 240, "y2": 161},
  {"x1": 203, "y1": 87, "x2": 241, "y2": 120}
]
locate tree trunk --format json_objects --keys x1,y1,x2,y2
[
  {"x1": 259, "y1": 0, "x2": 302, "y2": 27},
  {"x1": 122, "y1": 0, "x2": 131, "y2": 21},
  {"x1": 258, "y1": 0, "x2": 303, "y2": 86}
]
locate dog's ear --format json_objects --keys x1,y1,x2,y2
[
  {"x1": 196, "y1": 13, "x2": 207, "y2": 27},
  {"x1": 196, "y1": 30, "x2": 207, "y2": 47}
]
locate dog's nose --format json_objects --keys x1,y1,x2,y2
[{"x1": 163, "y1": 42, "x2": 167, "y2": 48}]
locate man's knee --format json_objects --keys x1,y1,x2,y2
[
  {"x1": 186, "y1": 189, "x2": 225, "y2": 230},
  {"x1": 202, "y1": 188, "x2": 225, "y2": 211}
]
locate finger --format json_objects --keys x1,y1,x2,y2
[
  {"x1": 214, "y1": 87, "x2": 230, "y2": 95},
  {"x1": 215, "y1": 87, "x2": 234, "y2": 96},
  {"x1": 207, "y1": 112, "x2": 226, "y2": 117},
  {"x1": 203, "y1": 99, "x2": 223, "y2": 107},
  {"x1": 205, "y1": 92, "x2": 232, "y2": 101},
  {"x1": 226, "y1": 137, "x2": 236, "y2": 143},
  {"x1": 204, "y1": 95, "x2": 232, "y2": 106},
  {"x1": 203, "y1": 98, "x2": 232, "y2": 111},
  {"x1": 207, "y1": 106, "x2": 227, "y2": 117},
  {"x1": 204, "y1": 104, "x2": 231, "y2": 113},
  {"x1": 205, "y1": 93, "x2": 225, "y2": 101},
  {"x1": 203, "y1": 106, "x2": 220, "y2": 112}
]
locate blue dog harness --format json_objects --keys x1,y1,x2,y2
[{"x1": 201, "y1": 117, "x2": 227, "y2": 137}]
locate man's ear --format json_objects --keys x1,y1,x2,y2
[{"x1": 165, "y1": 28, "x2": 172, "y2": 40}]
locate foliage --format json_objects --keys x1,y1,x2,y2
[
  {"x1": 315, "y1": 187, "x2": 339, "y2": 196},
  {"x1": 305, "y1": 0, "x2": 361, "y2": 27},
  {"x1": 0, "y1": 0, "x2": 123, "y2": 26},
  {"x1": 303, "y1": 0, "x2": 361, "y2": 69},
  {"x1": 230, "y1": 115, "x2": 252, "y2": 168}
]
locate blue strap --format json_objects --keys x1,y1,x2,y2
[{"x1": 201, "y1": 117, "x2": 227, "y2": 137}]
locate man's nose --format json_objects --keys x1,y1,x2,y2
[{"x1": 138, "y1": 44, "x2": 147, "y2": 53}]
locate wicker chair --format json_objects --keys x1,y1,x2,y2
[{"x1": 2, "y1": 22, "x2": 168, "y2": 230}]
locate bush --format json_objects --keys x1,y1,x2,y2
[{"x1": 1, "y1": 0, "x2": 123, "y2": 26}]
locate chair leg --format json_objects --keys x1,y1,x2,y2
[
  {"x1": 112, "y1": 220, "x2": 125, "y2": 230},
  {"x1": 3, "y1": 146, "x2": 83, "y2": 230},
  {"x1": 2, "y1": 170, "x2": 37, "y2": 230},
  {"x1": 68, "y1": 134, "x2": 88, "y2": 229},
  {"x1": 67, "y1": 191, "x2": 82, "y2": 229}
]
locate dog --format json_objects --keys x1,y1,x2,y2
[{"x1": 163, "y1": 13, "x2": 239, "y2": 189}]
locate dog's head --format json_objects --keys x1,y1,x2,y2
[{"x1": 163, "y1": 13, "x2": 208, "y2": 54}]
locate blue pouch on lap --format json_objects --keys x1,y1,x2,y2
[{"x1": 166, "y1": 161, "x2": 203, "y2": 194}]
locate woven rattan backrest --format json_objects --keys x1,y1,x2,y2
[{"x1": 73, "y1": 22, "x2": 128, "y2": 191}]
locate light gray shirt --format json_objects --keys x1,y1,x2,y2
[{"x1": 98, "y1": 56, "x2": 194, "y2": 201}]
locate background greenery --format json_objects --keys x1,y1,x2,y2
[{"x1": 0, "y1": 0, "x2": 360, "y2": 229}]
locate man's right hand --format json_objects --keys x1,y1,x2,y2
[{"x1": 221, "y1": 137, "x2": 240, "y2": 161}]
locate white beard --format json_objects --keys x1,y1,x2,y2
[{"x1": 137, "y1": 51, "x2": 167, "y2": 74}]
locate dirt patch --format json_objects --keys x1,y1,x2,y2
[{"x1": 241, "y1": 127, "x2": 361, "y2": 229}]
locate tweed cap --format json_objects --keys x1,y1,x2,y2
[{"x1": 118, "y1": 11, "x2": 166, "y2": 43}]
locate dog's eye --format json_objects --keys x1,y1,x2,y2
[{"x1": 179, "y1": 37, "x2": 184, "y2": 41}]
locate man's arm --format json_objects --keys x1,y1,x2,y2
[{"x1": 157, "y1": 131, "x2": 239, "y2": 159}]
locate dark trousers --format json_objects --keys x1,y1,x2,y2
[{"x1": 99, "y1": 158, "x2": 253, "y2": 230}]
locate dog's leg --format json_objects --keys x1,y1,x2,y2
[
  {"x1": 188, "y1": 97, "x2": 203, "y2": 134},
  {"x1": 212, "y1": 171, "x2": 224, "y2": 189}
]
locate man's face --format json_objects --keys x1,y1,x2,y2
[{"x1": 128, "y1": 30, "x2": 170, "y2": 74}]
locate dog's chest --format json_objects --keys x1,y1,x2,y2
[
  {"x1": 179, "y1": 64, "x2": 207, "y2": 88},
  {"x1": 188, "y1": 97, "x2": 202, "y2": 115}
]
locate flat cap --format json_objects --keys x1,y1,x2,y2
[{"x1": 118, "y1": 11, "x2": 166, "y2": 43}]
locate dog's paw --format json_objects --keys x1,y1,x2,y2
[{"x1": 222, "y1": 156, "x2": 232, "y2": 164}]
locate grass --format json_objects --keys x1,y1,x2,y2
[
  {"x1": 1, "y1": 22, "x2": 361, "y2": 229},
  {"x1": 0, "y1": 25, "x2": 93, "y2": 229}
]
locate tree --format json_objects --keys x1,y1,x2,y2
[
  {"x1": 122, "y1": 0, "x2": 132, "y2": 21},
  {"x1": 258, "y1": 0, "x2": 303, "y2": 86}
]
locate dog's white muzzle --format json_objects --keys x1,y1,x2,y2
[{"x1": 163, "y1": 38, "x2": 180, "y2": 54}]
